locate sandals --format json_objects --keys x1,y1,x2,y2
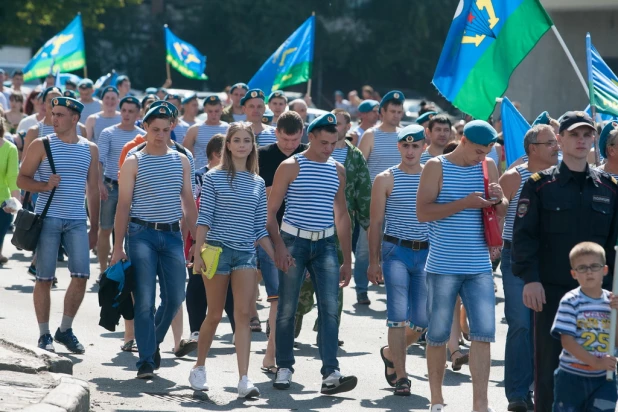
[
  {"x1": 450, "y1": 349, "x2": 469, "y2": 371},
  {"x1": 120, "y1": 339, "x2": 138, "y2": 352},
  {"x1": 394, "y1": 378, "x2": 411, "y2": 396},
  {"x1": 249, "y1": 316, "x2": 262, "y2": 332},
  {"x1": 260, "y1": 365, "x2": 277, "y2": 374},
  {"x1": 380, "y1": 346, "x2": 397, "y2": 387}
]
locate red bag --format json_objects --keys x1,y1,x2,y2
[{"x1": 482, "y1": 160, "x2": 503, "y2": 247}]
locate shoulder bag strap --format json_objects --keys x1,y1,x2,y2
[
  {"x1": 482, "y1": 159, "x2": 490, "y2": 199},
  {"x1": 40, "y1": 136, "x2": 57, "y2": 219}
]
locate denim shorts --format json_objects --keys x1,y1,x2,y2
[
  {"x1": 425, "y1": 271, "x2": 495, "y2": 345},
  {"x1": 36, "y1": 217, "x2": 90, "y2": 282},
  {"x1": 553, "y1": 368, "x2": 617, "y2": 411},
  {"x1": 382, "y1": 241, "x2": 429, "y2": 329},
  {"x1": 100, "y1": 181, "x2": 119, "y2": 230},
  {"x1": 207, "y1": 240, "x2": 257, "y2": 275},
  {"x1": 257, "y1": 245, "x2": 279, "y2": 301}
]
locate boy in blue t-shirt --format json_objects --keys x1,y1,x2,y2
[{"x1": 551, "y1": 242, "x2": 618, "y2": 411}]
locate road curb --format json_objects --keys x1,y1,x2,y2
[
  {"x1": 0, "y1": 338, "x2": 73, "y2": 375},
  {"x1": 18, "y1": 375, "x2": 90, "y2": 412}
]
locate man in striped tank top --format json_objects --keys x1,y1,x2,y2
[
  {"x1": 221, "y1": 82, "x2": 248, "y2": 123},
  {"x1": 368, "y1": 125, "x2": 429, "y2": 396},
  {"x1": 241, "y1": 89, "x2": 277, "y2": 147},
  {"x1": 351, "y1": 100, "x2": 379, "y2": 145},
  {"x1": 420, "y1": 114, "x2": 452, "y2": 165},
  {"x1": 18, "y1": 97, "x2": 101, "y2": 354},
  {"x1": 110, "y1": 105, "x2": 197, "y2": 379},
  {"x1": 498, "y1": 124, "x2": 558, "y2": 412},
  {"x1": 85, "y1": 86, "x2": 121, "y2": 144},
  {"x1": 268, "y1": 91, "x2": 287, "y2": 126},
  {"x1": 597, "y1": 122, "x2": 618, "y2": 179},
  {"x1": 97, "y1": 96, "x2": 145, "y2": 278},
  {"x1": 417, "y1": 120, "x2": 506, "y2": 412},
  {"x1": 355, "y1": 90, "x2": 405, "y2": 304},
  {"x1": 180, "y1": 93, "x2": 200, "y2": 126},
  {"x1": 266, "y1": 113, "x2": 358, "y2": 394},
  {"x1": 77, "y1": 79, "x2": 102, "y2": 121},
  {"x1": 183, "y1": 95, "x2": 229, "y2": 170}
]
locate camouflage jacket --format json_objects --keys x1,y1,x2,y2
[{"x1": 342, "y1": 140, "x2": 371, "y2": 231}]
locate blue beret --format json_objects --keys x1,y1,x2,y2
[
  {"x1": 101, "y1": 86, "x2": 119, "y2": 99},
  {"x1": 463, "y1": 120, "x2": 498, "y2": 146},
  {"x1": 230, "y1": 83, "x2": 249, "y2": 93},
  {"x1": 398, "y1": 124, "x2": 426, "y2": 142},
  {"x1": 203, "y1": 94, "x2": 221, "y2": 105},
  {"x1": 141, "y1": 94, "x2": 159, "y2": 108},
  {"x1": 307, "y1": 113, "x2": 337, "y2": 134},
  {"x1": 379, "y1": 90, "x2": 405, "y2": 110},
  {"x1": 240, "y1": 89, "x2": 265, "y2": 106},
  {"x1": 532, "y1": 111, "x2": 551, "y2": 126},
  {"x1": 335, "y1": 90, "x2": 344, "y2": 96},
  {"x1": 120, "y1": 96, "x2": 141, "y2": 109},
  {"x1": 268, "y1": 90, "x2": 286, "y2": 101},
  {"x1": 600, "y1": 121, "x2": 618, "y2": 159},
  {"x1": 42, "y1": 86, "x2": 63, "y2": 102},
  {"x1": 116, "y1": 75, "x2": 129, "y2": 84},
  {"x1": 150, "y1": 100, "x2": 178, "y2": 118},
  {"x1": 182, "y1": 92, "x2": 198, "y2": 105},
  {"x1": 143, "y1": 105, "x2": 173, "y2": 123},
  {"x1": 165, "y1": 93, "x2": 182, "y2": 102},
  {"x1": 145, "y1": 87, "x2": 158, "y2": 94},
  {"x1": 78, "y1": 79, "x2": 93, "y2": 88},
  {"x1": 63, "y1": 90, "x2": 78, "y2": 99},
  {"x1": 157, "y1": 87, "x2": 168, "y2": 94},
  {"x1": 262, "y1": 108, "x2": 274, "y2": 124},
  {"x1": 51, "y1": 97, "x2": 84, "y2": 114},
  {"x1": 358, "y1": 100, "x2": 379, "y2": 113},
  {"x1": 416, "y1": 111, "x2": 438, "y2": 125}
]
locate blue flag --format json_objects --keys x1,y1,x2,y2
[
  {"x1": 501, "y1": 96, "x2": 530, "y2": 166},
  {"x1": 585, "y1": 105, "x2": 617, "y2": 123},
  {"x1": 165, "y1": 26, "x2": 207, "y2": 80},
  {"x1": 248, "y1": 16, "x2": 315, "y2": 94},
  {"x1": 23, "y1": 15, "x2": 86, "y2": 81},
  {"x1": 586, "y1": 34, "x2": 618, "y2": 117}
]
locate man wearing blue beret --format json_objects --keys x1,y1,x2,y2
[
  {"x1": 352, "y1": 100, "x2": 380, "y2": 145},
  {"x1": 180, "y1": 93, "x2": 200, "y2": 127},
  {"x1": 417, "y1": 119, "x2": 506, "y2": 412},
  {"x1": 241, "y1": 89, "x2": 277, "y2": 147},
  {"x1": 18, "y1": 96, "x2": 101, "y2": 355},
  {"x1": 116, "y1": 75, "x2": 131, "y2": 99},
  {"x1": 85, "y1": 86, "x2": 121, "y2": 144},
  {"x1": 416, "y1": 111, "x2": 437, "y2": 128},
  {"x1": 597, "y1": 122, "x2": 618, "y2": 179},
  {"x1": 221, "y1": 83, "x2": 248, "y2": 123},
  {"x1": 268, "y1": 90, "x2": 287, "y2": 126}
]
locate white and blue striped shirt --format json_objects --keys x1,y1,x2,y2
[
  {"x1": 198, "y1": 169, "x2": 268, "y2": 251},
  {"x1": 330, "y1": 147, "x2": 348, "y2": 165},
  {"x1": 130, "y1": 150, "x2": 184, "y2": 224},
  {"x1": 37, "y1": 122, "x2": 55, "y2": 138},
  {"x1": 502, "y1": 166, "x2": 532, "y2": 242},
  {"x1": 283, "y1": 155, "x2": 339, "y2": 231},
  {"x1": 35, "y1": 134, "x2": 91, "y2": 220},
  {"x1": 193, "y1": 122, "x2": 229, "y2": 169},
  {"x1": 367, "y1": 128, "x2": 400, "y2": 182},
  {"x1": 384, "y1": 167, "x2": 428, "y2": 241},
  {"x1": 425, "y1": 156, "x2": 491, "y2": 275},
  {"x1": 420, "y1": 150, "x2": 434, "y2": 165},
  {"x1": 257, "y1": 126, "x2": 277, "y2": 147},
  {"x1": 79, "y1": 100, "x2": 102, "y2": 121},
  {"x1": 98, "y1": 125, "x2": 145, "y2": 180},
  {"x1": 174, "y1": 119, "x2": 191, "y2": 144},
  {"x1": 92, "y1": 112, "x2": 121, "y2": 144},
  {"x1": 551, "y1": 288, "x2": 612, "y2": 378}
]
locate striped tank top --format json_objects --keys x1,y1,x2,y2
[
  {"x1": 425, "y1": 156, "x2": 491, "y2": 275},
  {"x1": 198, "y1": 169, "x2": 268, "y2": 251},
  {"x1": 98, "y1": 125, "x2": 145, "y2": 180},
  {"x1": 331, "y1": 147, "x2": 348, "y2": 164},
  {"x1": 283, "y1": 154, "x2": 339, "y2": 231},
  {"x1": 174, "y1": 120, "x2": 191, "y2": 143},
  {"x1": 420, "y1": 150, "x2": 434, "y2": 165},
  {"x1": 502, "y1": 166, "x2": 532, "y2": 242},
  {"x1": 93, "y1": 113, "x2": 121, "y2": 144},
  {"x1": 367, "y1": 128, "x2": 400, "y2": 182},
  {"x1": 194, "y1": 122, "x2": 230, "y2": 169},
  {"x1": 37, "y1": 121, "x2": 55, "y2": 138},
  {"x1": 35, "y1": 134, "x2": 91, "y2": 220},
  {"x1": 384, "y1": 167, "x2": 428, "y2": 241},
  {"x1": 79, "y1": 100, "x2": 102, "y2": 121},
  {"x1": 256, "y1": 126, "x2": 277, "y2": 147},
  {"x1": 130, "y1": 150, "x2": 184, "y2": 224}
]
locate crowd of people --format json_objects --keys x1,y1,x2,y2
[{"x1": 1, "y1": 68, "x2": 618, "y2": 412}]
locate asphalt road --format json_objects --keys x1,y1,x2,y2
[{"x1": 0, "y1": 235, "x2": 515, "y2": 412}]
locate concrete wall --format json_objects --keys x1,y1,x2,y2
[{"x1": 501, "y1": 9, "x2": 618, "y2": 122}]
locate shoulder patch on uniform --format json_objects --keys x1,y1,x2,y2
[
  {"x1": 531, "y1": 173, "x2": 541, "y2": 182},
  {"x1": 516, "y1": 199, "x2": 530, "y2": 218}
]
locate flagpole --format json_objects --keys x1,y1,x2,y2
[
  {"x1": 79, "y1": 12, "x2": 88, "y2": 79},
  {"x1": 585, "y1": 33, "x2": 601, "y2": 166},
  {"x1": 164, "y1": 24, "x2": 172, "y2": 84},
  {"x1": 551, "y1": 25, "x2": 589, "y2": 99},
  {"x1": 305, "y1": 11, "x2": 315, "y2": 98}
]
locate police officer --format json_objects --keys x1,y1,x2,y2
[{"x1": 512, "y1": 111, "x2": 618, "y2": 412}]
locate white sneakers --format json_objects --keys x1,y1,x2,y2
[
  {"x1": 190, "y1": 331, "x2": 199, "y2": 340},
  {"x1": 238, "y1": 376, "x2": 260, "y2": 398},
  {"x1": 188, "y1": 366, "x2": 208, "y2": 391},
  {"x1": 430, "y1": 405, "x2": 446, "y2": 412},
  {"x1": 273, "y1": 368, "x2": 293, "y2": 389},
  {"x1": 320, "y1": 370, "x2": 358, "y2": 395}
]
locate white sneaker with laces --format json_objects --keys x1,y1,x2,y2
[
  {"x1": 188, "y1": 366, "x2": 208, "y2": 391},
  {"x1": 430, "y1": 405, "x2": 446, "y2": 412},
  {"x1": 190, "y1": 331, "x2": 199, "y2": 340},
  {"x1": 320, "y1": 370, "x2": 358, "y2": 395},
  {"x1": 238, "y1": 375, "x2": 260, "y2": 398},
  {"x1": 273, "y1": 368, "x2": 293, "y2": 389}
]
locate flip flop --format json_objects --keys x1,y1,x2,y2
[
  {"x1": 260, "y1": 365, "x2": 277, "y2": 374},
  {"x1": 380, "y1": 346, "x2": 397, "y2": 387},
  {"x1": 249, "y1": 316, "x2": 262, "y2": 332},
  {"x1": 120, "y1": 340, "x2": 138, "y2": 352}
]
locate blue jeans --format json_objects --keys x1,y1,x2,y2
[
  {"x1": 206, "y1": 240, "x2": 257, "y2": 275},
  {"x1": 426, "y1": 271, "x2": 496, "y2": 345},
  {"x1": 99, "y1": 181, "x2": 118, "y2": 230},
  {"x1": 257, "y1": 245, "x2": 279, "y2": 301},
  {"x1": 501, "y1": 247, "x2": 534, "y2": 401},
  {"x1": 276, "y1": 232, "x2": 341, "y2": 377},
  {"x1": 36, "y1": 218, "x2": 89, "y2": 281},
  {"x1": 127, "y1": 222, "x2": 186, "y2": 369},
  {"x1": 0, "y1": 208, "x2": 13, "y2": 252},
  {"x1": 553, "y1": 368, "x2": 617, "y2": 411},
  {"x1": 353, "y1": 226, "x2": 369, "y2": 294},
  {"x1": 382, "y1": 242, "x2": 428, "y2": 328}
]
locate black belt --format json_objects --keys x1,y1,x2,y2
[
  {"x1": 383, "y1": 234, "x2": 428, "y2": 250},
  {"x1": 130, "y1": 217, "x2": 180, "y2": 232},
  {"x1": 503, "y1": 240, "x2": 512, "y2": 249},
  {"x1": 104, "y1": 176, "x2": 118, "y2": 185}
]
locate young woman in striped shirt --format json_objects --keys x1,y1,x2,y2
[{"x1": 189, "y1": 122, "x2": 276, "y2": 398}]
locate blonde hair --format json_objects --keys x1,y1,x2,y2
[
  {"x1": 569, "y1": 242, "x2": 605, "y2": 267},
  {"x1": 219, "y1": 122, "x2": 259, "y2": 182}
]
